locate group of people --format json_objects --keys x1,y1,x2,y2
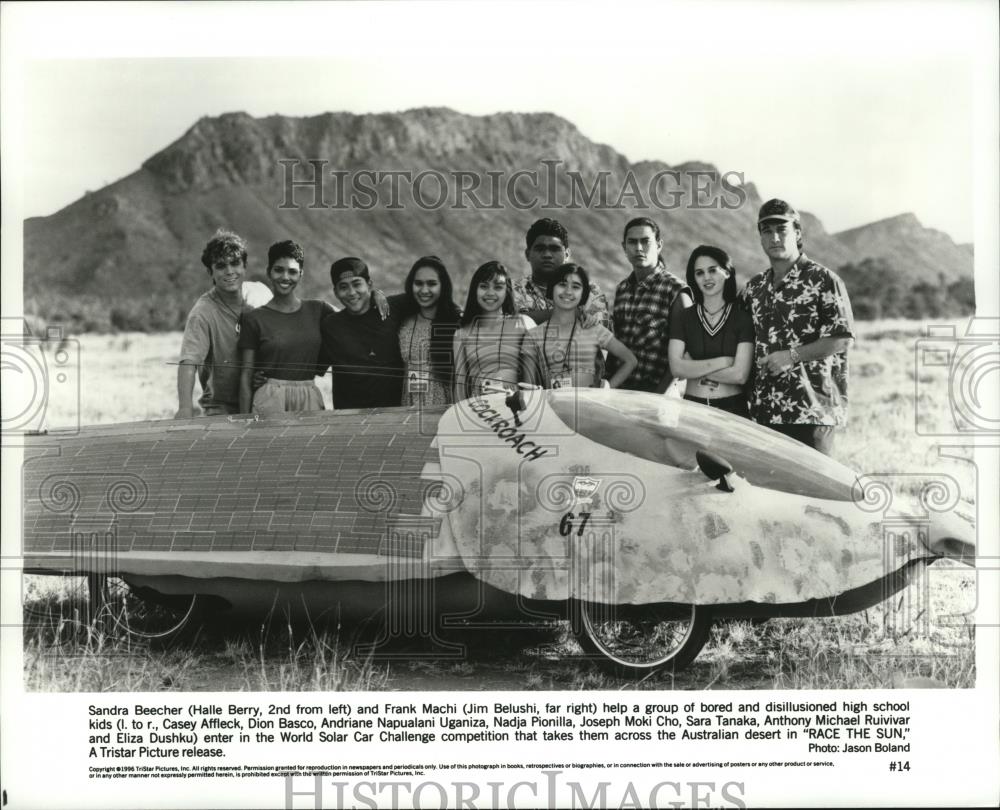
[{"x1": 177, "y1": 198, "x2": 854, "y2": 456}]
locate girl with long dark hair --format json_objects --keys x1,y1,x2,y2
[
  {"x1": 397, "y1": 256, "x2": 462, "y2": 406},
  {"x1": 453, "y1": 261, "x2": 535, "y2": 399},
  {"x1": 667, "y1": 245, "x2": 754, "y2": 417}
]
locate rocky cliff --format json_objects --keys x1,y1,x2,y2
[{"x1": 24, "y1": 108, "x2": 973, "y2": 328}]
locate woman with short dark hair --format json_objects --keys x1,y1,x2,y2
[
  {"x1": 523, "y1": 263, "x2": 637, "y2": 389},
  {"x1": 238, "y1": 241, "x2": 332, "y2": 414}
]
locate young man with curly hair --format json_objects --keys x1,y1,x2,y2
[{"x1": 175, "y1": 229, "x2": 272, "y2": 417}]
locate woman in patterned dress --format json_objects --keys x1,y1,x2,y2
[
  {"x1": 397, "y1": 256, "x2": 462, "y2": 406},
  {"x1": 452, "y1": 261, "x2": 535, "y2": 400}
]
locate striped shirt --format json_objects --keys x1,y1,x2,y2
[{"x1": 607, "y1": 263, "x2": 689, "y2": 391}]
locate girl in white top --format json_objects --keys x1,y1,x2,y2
[
  {"x1": 524, "y1": 263, "x2": 637, "y2": 388},
  {"x1": 453, "y1": 261, "x2": 535, "y2": 400}
]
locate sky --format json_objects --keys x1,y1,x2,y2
[{"x1": 3, "y1": 0, "x2": 998, "y2": 245}]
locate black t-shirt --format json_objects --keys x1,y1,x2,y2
[
  {"x1": 320, "y1": 307, "x2": 404, "y2": 409},
  {"x1": 668, "y1": 304, "x2": 754, "y2": 360},
  {"x1": 238, "y1": 300, "x2": 334, "y2": 380}
]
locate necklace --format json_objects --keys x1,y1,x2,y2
[
  {"x1": 462, "y1": 315, "x2": 507, "y2": 393},
  {"x1": 543, "y1": 315, "x2": 578, "y2": 373},
  {"x1": 214, "y1": 290, "x2": 243, "y2": 334},
  {"x1": 406, "y1": 315, "x2": 428, "y2": 364},
  {"x1": 473, "y1": 315, "x2": 506, "y2": 369},
  {"x1": 697, "y1": 303, "x2": 731, "y2": 337}
]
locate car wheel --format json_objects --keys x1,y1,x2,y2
[
  {"x1": 570, "y1": 601, "x2": 711, "y2": 678},
  {"x1": 103, "y1": 578, "x2": 205, "y2": 647}
]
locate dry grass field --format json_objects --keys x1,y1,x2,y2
[{"x1": 20, "y1": 320, "x2": 979, "y2": 691}]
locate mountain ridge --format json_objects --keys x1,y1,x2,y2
[{"x1": 24, "y1": 108, "x2": 973, "y2": 330}]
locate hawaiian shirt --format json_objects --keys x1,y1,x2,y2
[
  {"x1": 739, "y1": 254, "x2": 855, "y2": 426},
  {"x1": 512, "y1": 275, "x2": 610, "y2": 328},
  {"x1": 607, "y1": 262, "x2": 688, "y2": 391}
]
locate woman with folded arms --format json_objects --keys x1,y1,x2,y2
[{"x1": 667, "y1": 245, "x2": 754, "y2": 417}]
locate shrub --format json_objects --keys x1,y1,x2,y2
[{"x1": 837, "y1": 258, "x2": 974, "y2": 320}]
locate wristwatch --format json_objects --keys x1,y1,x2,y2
[{"x1": 789, "y1": 346, "x2": 801, "y2": 365}]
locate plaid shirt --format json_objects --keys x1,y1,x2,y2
[
  {"x1": 608, "y1": 262, "x2": 688, "y2": 391},
  {"x1": 739, "y1": 254, "x2": 855, "y2": 426},
  {"x1": 512, "y1": 275, "x2": 610, "y2": 328}
]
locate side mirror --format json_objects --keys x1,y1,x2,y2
[
  {"x1": 505, "y1": 388, "x2": 526, "y2": 426},
  {"x1": 696, "y1": 450, "x2": 735, "y2": 493}
]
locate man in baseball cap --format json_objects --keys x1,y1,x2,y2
[
  {"x1": 738, "y1": 199, "x2": 855, "y2": 455},
  {"x1": 757, "y1": 198, "x2": 800, "y2": 224}
]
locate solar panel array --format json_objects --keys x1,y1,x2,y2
[{"x1": 23, "y1": 408, "x2": 448, "y2": 567}]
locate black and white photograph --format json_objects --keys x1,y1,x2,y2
[{"x1": 1, "y1": 1, "x2": 997, "y2": 807}]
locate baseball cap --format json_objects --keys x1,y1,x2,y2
[
  {"x1": 757, "y1": 199, "x2": 800, "y2": 225},
  {"x1": 330, "y1": 257, "x2": 371, "y2": 286}
]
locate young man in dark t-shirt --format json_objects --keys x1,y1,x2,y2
[{"x1": 320, "y1": 257, "x2": 404, "y2": 409}]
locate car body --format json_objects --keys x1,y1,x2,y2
[{"x1": 22, "y1": 389, "x2": 975, "y2": 674}]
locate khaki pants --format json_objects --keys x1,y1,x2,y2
[{"x1": 252, "y1": 379, "x2": 324, "y2": 416}]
